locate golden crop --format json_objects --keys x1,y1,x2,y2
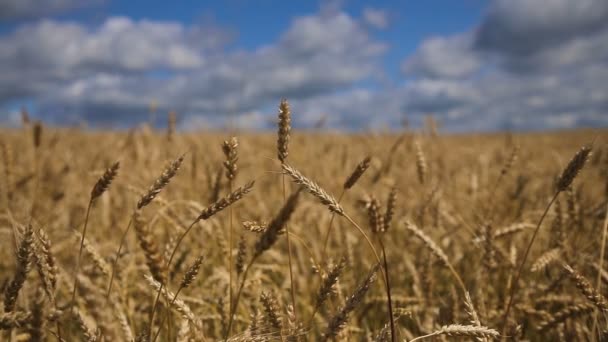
[{"x1": 0, "y1": 108, "x2": 606, "y2": 341}]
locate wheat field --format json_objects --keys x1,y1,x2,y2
[{"x1": 0, "y1": 104, "x2": 607, "y2": 341}]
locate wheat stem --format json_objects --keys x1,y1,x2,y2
[
  {"x1": 71, "y1": 200, "x2": 93, "y2": 310},
  {"x1": 591, "y1": 202, "x2": 608, "y2": 342},
  {"x1": 377, "y1": 237, "x2": 396, "y2": 342},
  {"x1": 500, "y1": 192, "x2": 559, "y2": 339},
  {"x1": 106, "y1": 216, "x2": 134, "y2": 299},
  {"x1": 283, "y1": 173, "x2": 298, "y2": 322},
  {"x1": 322, "y1": 190, "x2": 345, "y2": 259}
]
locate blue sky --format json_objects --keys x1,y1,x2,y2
[{"x1": 0, "y1": 0, "x2": 607, "y2": 131}]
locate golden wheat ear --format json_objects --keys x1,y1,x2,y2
[
  {"x1": 277, "y1": 98, "x2": 291, "y2": 163},
  {"x1": 137, "y1": 154, "x2": 185, "y2": 209},
  {"x1": 90, "y1": 161, "x2": 120, "y2": 201},
  {"x1": 4, "y1": 225, "x2": 34, "y2": 313},
  {"x1": 322, "y1": 263, "x2": 379, "y2": 341},
  {"x1": 556, "y1": 145, "x2": 592, "y2": 192},
  {"x1": 281, "y1": 163, "x2": 344, "y2": 215},
  {"x1": 343, "y1": 156, "x2": 371, "y2": 190}
]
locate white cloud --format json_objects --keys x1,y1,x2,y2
[
  {"x1": 0, "y1": 0, "x2": 102, "y2": 20},
  {"x1": 362, "y1": 8, "x2": 389, "y2": 29},
  {"x1": 1, "y1": 0, "x2": 607, "y2": 132},
  {"x1": 0, "y1": 10, "x2": 386, "y2": 128},
  {"x1": 0, "y1": 17, "x2": 203, "y2": 73},
  {"x1": 397, "y1": 0, "x2": 608, "y2": 131},
  {"x1": 401, "y1": 33, "x2": 481, "y2": 79}
]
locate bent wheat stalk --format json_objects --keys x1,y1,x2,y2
[
  {"x1": 500, "y1": 145, "x2": 591, "y2": 339},
  {"x1": 73, "y1": 161, "x2": 119, "y2": 309}
]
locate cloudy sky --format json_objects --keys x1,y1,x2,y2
[{"x1": 0, "y1": 0, "x2": 607, "y2": 131}]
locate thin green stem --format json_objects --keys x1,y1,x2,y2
[{"x1": 500, "y1": 192, "x2": 560, "y2": 339}]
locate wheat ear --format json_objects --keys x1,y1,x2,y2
[
  {"x1": 410, "y1": 324, "x2": 499, "y2": 342},
  {"x1": 4, "y1": 225, "x2": 33, "y2": 312},
  {"x1": 322, "y1": 264, "x2": 379, "y2": 341}
]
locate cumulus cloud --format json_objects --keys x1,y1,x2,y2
[
  {"x1": 476, "y1": 0, "x2": 608, "y2": 55},
  {"x1": 362, "y1": 8, "x2": 389, "y2": 29},
  {"x1": 401, "y1": 33, "x2": 481, "y2": 79},
  {"x1": 1, "y1": 0, "x2": 607, "y2": 132},
  {"x1": 0, "y1": 16, "x2": 208, "y2": 110},
  {"x1": 0, "y1": 0, "x2": 102, "y2": 20},
  {"x1": 0, "y1": 10, "x2": 386, "y2": 128},
  {"x1": 475, "y1": 0, "x2": 608, "y2": 72},
  {"x1": 399, "y1": 0, "x2": 608, "y2": 131}
]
